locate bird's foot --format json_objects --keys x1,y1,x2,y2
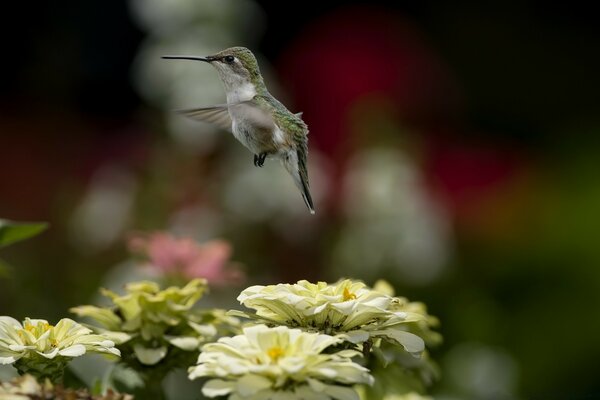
[{"x1": 254, "y1": 153, "x2": 267, "y2": 167}]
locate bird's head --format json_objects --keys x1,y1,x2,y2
[{"x1": 162, "y1": 47, "x2": 264, "y2": 96}]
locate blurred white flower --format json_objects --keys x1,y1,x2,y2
[
  {"x1": 129, "y1": 0, "x2": 264, "y2": 38},
  {"x1": 189, "y1": 324, "x2": 373, "y2": 399},
  {"x1": 334, "y1": 148, "x2": 451, "y2": 285},
  {"x1": 443, "y1": 342, "x2": 518, "y2": 400},
  {"x1": 69, "y1": 166, "x2": 136, "y2": 252},
  {"x1": 221, "y1": 149, "x2": 331, "y2": 232},
  {"x1": 0, "y1": 374, "x2": 42, "y2": 399},
  {"x1": 0, "y1": 373, "x2": 134, "y2": 399}
]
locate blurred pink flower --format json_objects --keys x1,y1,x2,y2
[{"x1": 128, "y1": 232, "x2": 244, "y2": 285}]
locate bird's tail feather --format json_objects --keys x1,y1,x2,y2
[
  {"x1": 283, "y1": 150, "x2": 315, "y2": 214},
  {"x1": 299, "y1": 173, "x2": 315, "y2": 215}
]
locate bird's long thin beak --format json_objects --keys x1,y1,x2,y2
[{"x1": 161, "y1": 55, "x2": 213, "y2": 62}]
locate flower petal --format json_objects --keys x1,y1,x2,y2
[
  {"x1": 99, "y1": 331, "x2": 132, "y2": 344},
  {"x1": 323, "y1": 384, "x2": 361, "y2": 400},
  {"x1": 36, "y1": 348, "x2": 59, "y2": 359},
  {"x1": 372, "y1": 329, "x2": 425, "y2": 355},
  {"x1": 167, "y1": 336, "x2": 199, "y2": 351},
  {"x1": 0, "y1": 354, "x2": 19, "y2": 364},
  {"x1": 133, "y1": 345, "x2": 167, "y2": 365},
  {"x1": 0, "y1": 316, "x2": 22, "y2": 328},
  {"x1": 202, "y1": 379, "x2": 235, "y2": 397},
  {"x1": 236, "y1": 374, "x2": 272, "y2": 397},
  {"x1": 58, "y1": 344, "x2": 86, "y2": 357},
  {"x1": 8, "y1": 344, "x2": 34, "y2": 352},
  {"x1": 337, "y1": 330, "x2": 369, "y2": 344}
]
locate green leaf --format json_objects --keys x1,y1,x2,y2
[
  {"x1": 0, "y1": 219, "x2": 48, "y2": 248},
  {"x1": 371, "y1": 345, "x2": 391, "y2": 367},
  {"x1": 0, "y1": 258, "x2": 11, "y2": 278}
]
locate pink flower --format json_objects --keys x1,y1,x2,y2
[{"x1": 128, "y1": 232, "x2": 244, "y2": 285}]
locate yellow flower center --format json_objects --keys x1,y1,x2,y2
[
  {"x1": 267, "y1": 346, "x2": 284, "y2": 361},
  {"x1": 343, "y1": 287, "x2": 357, "y2": 301},
  {"x1": 21, "y1": 321, "x2": 53, "y2": 342}
]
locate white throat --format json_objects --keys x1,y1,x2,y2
[
  {"x1": 212, "y1": 63, "x2": 258, "y2": 104},
  {"x1": 226, "y1": 82, "x2": 256, "y2": 104}
]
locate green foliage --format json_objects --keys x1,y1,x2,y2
[
  {"x1": 0, "y1": 219, "x2": 48, "y2": 248},
  {"x1": 0, "y1": 218, "x2": 48, "y2": 276},
  {"x1": 0, "y1": 259, "x2": 11, "y2": 278}
]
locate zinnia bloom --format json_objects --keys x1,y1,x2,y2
[
  {"x1": 0, "y1": 317, "x2": 119, "y2": 381},
  {"x1": 234, "y1": 279, "x2": 436, "y2": 356},
  {"x1": 189, "y1": 324, "x2": 373, "y2": 400}
]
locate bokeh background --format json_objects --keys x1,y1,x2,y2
[{"x1": 1, "y1": 1, "x2": 599, "y2": 399}]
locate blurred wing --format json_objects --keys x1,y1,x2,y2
[
  {"x1": 230, "y1": 101, "x2": 275, "y2": 129},
  {"x1": 177, "y1": 105, "x2": 232, "y2": 131}
]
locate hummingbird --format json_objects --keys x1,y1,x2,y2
[{"x1": 162, "y1": 47, "x2": 315, "y2": 214}]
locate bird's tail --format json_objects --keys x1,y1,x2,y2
[
  {"x1": 283, "y1": 150, "x2": 315, "y2": 214},
  {"x1": 299, "y1": 174, "x2": 315, "y2": 215}
]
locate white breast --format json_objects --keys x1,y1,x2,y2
[{"x1": 231, "y1": 118, "x2": 260, "y2": 154}]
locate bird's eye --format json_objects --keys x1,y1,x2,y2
[{"x1": 223, "y1": 55, "x2": 235, "y2": 63}]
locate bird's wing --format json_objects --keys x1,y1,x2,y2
[
  {"x1": 177, "y1": 102, "x2": 276, "y2": 132},
  {"x1": 230, "y1": 101, "x2": 275, "y2": 130},
  {"x1": 177, "y1": 105, "x2": 232, "y2": 131}
]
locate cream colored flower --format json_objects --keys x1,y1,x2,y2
[
  {"x1": 0, "y1": 374, "x2": 49, "y2": 400},
  {"x1": 189, "y1": 324, "x2": 373, "y2": 400},
  {"x1": 0, "y1": 317, "x2": 119, "y2": 380},
  {"x1": 0, "y1": 317, "x2": 119, "y2": 363},
  {"x1": 0, "y1": 374, "x2": 134, "y2": 400},
  {"x1": 234, "y1": 280, "x2": 431, "y2": 356}
]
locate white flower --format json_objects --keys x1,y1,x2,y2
[
  {"x1": 0, "y1": 374, "x2": 46, "y2": 400},
  {"x1": 233, "y1": 280, "x2": 430, "y2": 356},
  {"x1": 0, "y1": 374, "x2": 134, "y2": 400},
  {"x1": 0, "y1": 317, "x2": 119, "y2": 375},
  {"x1": 189, "y1": 324, "x2": 373, "y2": 400}
]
